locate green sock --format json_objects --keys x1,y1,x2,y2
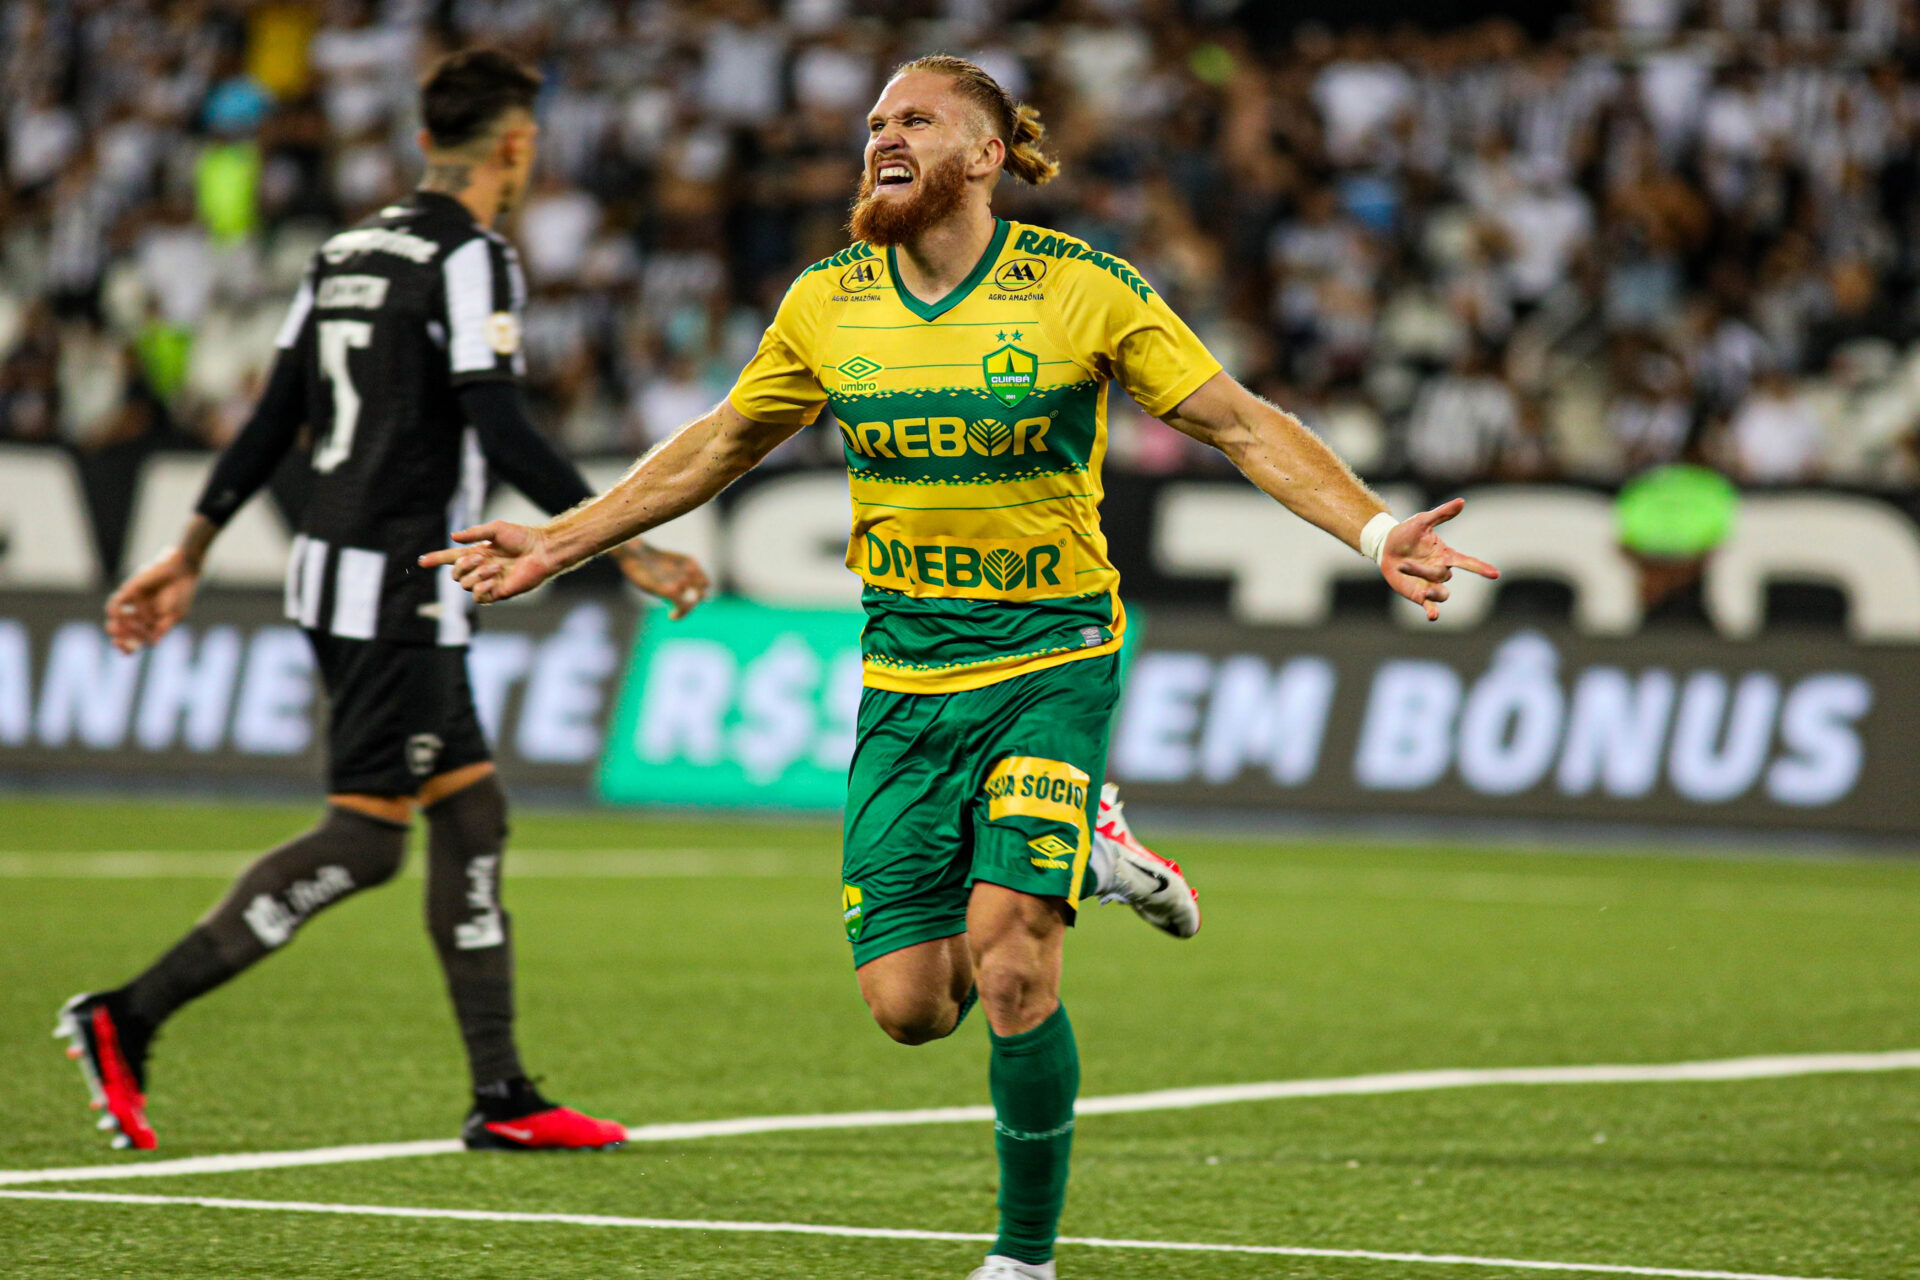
[{"x1": 988, "y1": 1003, "x2": 1078, "y2": 1264}]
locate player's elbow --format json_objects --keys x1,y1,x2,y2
[{"x1": 1174, "y1": 409, "x2": 1257, "y2": 467}]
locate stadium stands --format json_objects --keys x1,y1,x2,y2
[{"x1": 2, "y1": 0, "x2": 1918, "y2": 491}]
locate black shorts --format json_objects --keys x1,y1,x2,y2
[{"x1": 307, "y1": 632, "x2": 492, "y2": 797}]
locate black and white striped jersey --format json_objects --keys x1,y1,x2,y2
[{"x1": 274, "y1": 190, "x2": 527, "y2": 647}]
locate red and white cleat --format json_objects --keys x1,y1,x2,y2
[
  {"x1": 54, "y1": 993, "x2": 157, "y2": 1151},
  {"x1": 1094, "y1": 783, "x2": 1201, "y2": 938},
  {"x1": 462, "y1": 1104, "x2": 627, "y2": 1151}
]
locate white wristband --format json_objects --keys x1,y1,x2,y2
[{"x1": 1359, "y1": 512, "x2": 1397, "y2": 566}]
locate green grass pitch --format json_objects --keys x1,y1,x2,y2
[{"x1": 1, "y1": 795, "x2": 1916, "y2": 1279}]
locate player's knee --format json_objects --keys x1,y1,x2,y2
[
  {"x1": 873, "y1": 1012, "x2": 952, "y2": 1046},
  {"x1": 359, "y1": 853, "x2": 404, "y2": 890},
  {"x1": 199, "y1": 806, "x2": 408, "y2": 958},
  {"x1": 321, "y1": 806, "x2": 409, "y2": 889},
  {"x1": 975, "y1": 963, "x2": 1057, "y2": 1036},
  {"x1": 867, "y1": 993, "x2": 959, "y2": 1046},
  {"x1": 423, "y1": 774, "x2": 509, "y2": 853},
  {"x1": 354, "y1": 837, "x2": 408, "y2": 891}
]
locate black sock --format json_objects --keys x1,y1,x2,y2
[
  {"x1": 424, "y1": 776, "x2": 525, "y2": 1088},
  {"x1": 118, "y1": 808, "x2": 407, "y2": 1029},
  {"x1": 120, "y1": 928, "x2": 229, "y2": 1031},
  {"x1": 472, "y1": 1075, "x2": 553, "y2": 1121}
]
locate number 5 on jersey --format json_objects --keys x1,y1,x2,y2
[{"x1": 314, "y1": 318, "x2": 373, "y2": 474}]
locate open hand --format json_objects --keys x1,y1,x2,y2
[
  {"x1": 613, "y1": 543, "x2": 710, "y2": 619},
  {"x1": 1379, "y1": 498, "x2": 1500, "y2": 621},
  {"x1": 419, "y1": 520, "x2": 557, "y2": 604},
  {"x1": 105, "y1": 547, "x2": 201, "y2": 654}
]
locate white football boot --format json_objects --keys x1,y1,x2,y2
[
  {"x1": 1091, "y1": 783, "x2": 1201, "y2": 938},
  {"x1": 967, "y1": 1257, "x2": 1057, "y2": 1280}
]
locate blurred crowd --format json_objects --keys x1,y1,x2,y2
[{"x1": 5, "y1": 0, "x2": 1920, "y2": 490}]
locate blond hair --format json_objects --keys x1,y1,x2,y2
[{"x1": 893, "y1": 54, "x2": 1059, "y2": 186}]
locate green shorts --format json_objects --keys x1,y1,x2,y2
[{"x1": 840, "y1": 653, "x2": 1118, "y2": 968}]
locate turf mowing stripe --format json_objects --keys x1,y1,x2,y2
[
  {"x1": 0, "y1": 1188, "x2": 1866, "y2": 1280},
  {"x1": 7, "y1": 859, "x2": 1912, "y2": 921},
  {"x1": 0, "y1": 850, "x2": 808, "y2": 878},
  {"x1": 7, "y1": 855, "x2": 1910, "y2": 918},
  {"x1": 5, "y1": 1049, "x2": 1917, "y2": 1188}
]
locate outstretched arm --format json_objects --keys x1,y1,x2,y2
[
  {"x1": 1161, "y1": 370, "x2": 1498, "y2": 620},
  {"x1": 105, "y1": 351, "x2": 307, "y2": 653},
  {"x1": 458, "y1": 381, "x2": 712, "y2": 616},
  {"x1": 421, "y1": 398, "x2": 799, "y2": 604}
]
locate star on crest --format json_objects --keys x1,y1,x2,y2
[{"x1": 996, "y1": 331, "x2": 1007, "y2": 341}]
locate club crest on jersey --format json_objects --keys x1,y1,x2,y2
[
  {"x1": 487, "y1": 311, "x2": 520, "y2": 355},
  {"x1": 840, "y1": 260, "x2": 882, "y2": 292},
  {"x1": 983, "y1": 344, "x2": 1038, "y2": 408}
]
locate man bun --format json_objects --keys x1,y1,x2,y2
[{"x1": 1005, "y1": 102, "x2": 1060, "y2": 186}]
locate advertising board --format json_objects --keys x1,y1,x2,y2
[
  {"x1": 1110, "y1": 614, "x2": 1915, "y2": 834},
  {"x1": 3, "y1": 587, "x2": 1911, "y2": 834},
  {"x1": 595, "y1": 599, "x2": 865, "y2": 810},
  {"x1": 0, "y1": 590, "x2": 632, "y2": 791},
  {"x1": 595, "y1": 602, "x2": 1916, "y2": 832}
]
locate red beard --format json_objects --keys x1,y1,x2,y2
[{"x1": 847, "y1": 152, "x2": 969, "y2": 247}]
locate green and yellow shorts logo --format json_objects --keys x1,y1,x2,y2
[
  {"x1": 1025, "y1": 834, "x2": 1077, "y2": 870},
  {"x1": 842, "y1": 884, "x2": 865, "y2": 943},
  {"x1": 857, "y1": 532, "x2": 1072, "y2": 601},
  {"x1": 984, "y1": 756, "x2": 1092, "y2": 909}
]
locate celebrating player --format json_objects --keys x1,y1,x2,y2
[
  {"x1": 59, "y1": 49, "x2": 708, "y2": 1154},
  {"x1": 426, "y1": 55, "x2": 1495, "y2": 1278}
]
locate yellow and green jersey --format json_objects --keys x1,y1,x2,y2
[{"x1": 728, "y1": 218, "x2": 1221, "y2": 694}]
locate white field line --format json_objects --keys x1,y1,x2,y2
[
  {"x1": 5, "y1": 1050, "x2": 1917, "y2": 1188},
  {"x1": 0, "y1": 1188, "x2": 1866, "y2": 1280}
]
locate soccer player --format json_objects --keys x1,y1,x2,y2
[
  {"x1": 426, "y1": 55, "x2": 1496, "y2": 1278},
  {"x1": 58, "y1": 49, "x2": 709, "y2": 1154}
]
